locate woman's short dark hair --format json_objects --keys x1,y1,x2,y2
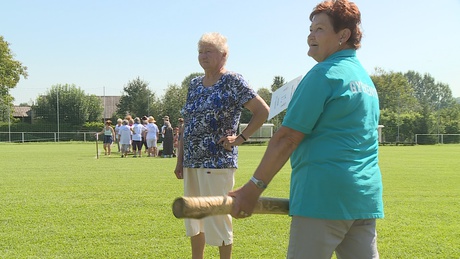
[{"x1": 310, "y1": 0, "x2": 362, "y2": 49}]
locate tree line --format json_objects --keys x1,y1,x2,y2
[
  {"x1": 13, "y1": 70, "x2": 460, "y2": 144},
  {"x1": 1, "y1": 35, "x2": 460, "y2": 143}
]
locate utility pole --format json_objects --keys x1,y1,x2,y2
[{"x1": 57, "y1": 89, "x2": 60, "y2": 142}]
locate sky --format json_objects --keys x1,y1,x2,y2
[{"x1": 2, "y1": 0, "x2": 460, "y2": 105}]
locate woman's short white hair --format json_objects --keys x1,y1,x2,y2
[{"x1": 198, "y1": 32, "x2": 229, "y2": 61}]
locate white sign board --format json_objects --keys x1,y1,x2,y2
[{"x1": 267, "y1": 75, "x2": 303, "y2": 121}]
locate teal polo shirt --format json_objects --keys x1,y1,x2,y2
[{"x1": 283, "y1": 49, "x2": 384, "y2": 220}]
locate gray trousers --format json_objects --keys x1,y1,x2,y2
[{"x1": 287, "y1": 216, "x2": 379, "y2": 259}]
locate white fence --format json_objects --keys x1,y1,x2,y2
[
  {"x1": 0, "y1": 132, "x2": 98, "y2": 143},
  {"x1": 238, "y1": 123, "x2": 274, "y2": 143},
  {"x1": 3, "y1": 131, "x2": 459, "y2": 145},
  {"x1": 414, "y1": 134, "x2": 460, "y2": 144}
]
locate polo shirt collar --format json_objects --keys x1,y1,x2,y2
[{"x1": 324, "y1": 49, "x2": 356, "y2": 62}]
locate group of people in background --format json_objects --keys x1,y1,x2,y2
[{"x1": 97, "y1": 114, "x2": 184, "y2": 158}]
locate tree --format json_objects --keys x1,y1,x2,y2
[
  {"x1": 161, "y1": 83, "x2": 187, "y2": 126},
  {"x1": 268, "y1": 76, "x2": 286, "y2": 130},
  {"x1": 379, "y1": 109, "x2": 424, "y2": 143},
  {"x1": 257, "y1": 88, "x2": 271, "y2": 106},
  {"x1": 371, "y1": 68, "x2": 418, "y2": 113},
  {"x1": 372, "y1": 68, "x2": 460, "y2": 143},
  {"x1": 271, "y1": 76, "x2": 285, "y2": 92},
  {"x1": 33, "y1": 84, "x2": 103, "y2": 127},
  {"x1": 160, "y1": 72, "x2": 204, "y2": 124},
  {"x1": 86, "y1": 95, "x2": 104, "y2": 122},
  {"x1": 371, "y1": 68, "x2": 420, "y2": 142},
  {"x1": 181, "y1": 72, "x2": 204, "y2": 89},
  {"x1": 0, "y1": 36, "x2": 28, "y2": 122},
  {"x1": 116, "y1": 77, "x2": 160, "y2": 119},
  {"x1": 239, "y1": 87, "x2": 271, "y2": 124},
  {"x1": 405, "y1": 71, "x2": 458, "y2": 135}
]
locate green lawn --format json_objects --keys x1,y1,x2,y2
[{"x1": 0, "y1": 143, "x2": 459, "y2": 258}]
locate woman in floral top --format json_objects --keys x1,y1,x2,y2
[{"x1": 174, "y1": 32, "x2": 269, "y2": 259}]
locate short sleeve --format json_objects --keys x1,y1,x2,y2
[{"x1": 282, "y1": 69, "x2": 332, "y2": 134}]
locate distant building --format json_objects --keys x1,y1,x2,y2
[
  {"x1": 13, "y1": 106, "x2": 33, "y2": 123},
  {"x1": 97, "y1": 96, "x2": 121, "y2": 120},
  {"x1": 12, "y1": 96, "x2": 122, "y2": 123}
]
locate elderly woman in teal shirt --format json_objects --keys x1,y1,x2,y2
[{"x1": 230, "y1": 0, "x2": 384, "y2": 258}]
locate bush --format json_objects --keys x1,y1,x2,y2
[{"x1": 82, "y1": 121, "x2": 105, "y2": 132}]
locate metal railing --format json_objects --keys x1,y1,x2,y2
[
  {"x1": 414, "y1": 134, "x2": 460, "y2": 144},
  {"x1": 0, "y1": 132, "x2": 98, "y2": 143}
]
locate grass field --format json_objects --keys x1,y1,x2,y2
[{"x1": 0, "y1": 143, "x2": 459, "y2": 258}]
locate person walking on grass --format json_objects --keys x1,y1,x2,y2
[
  {"x1": 97, "y1": 120, "x2": 115, "y2": 156},
  {"x1": 118, "y1": 119, "x2": 132, "y2": 158},
  {"x1": 131, "y1": 117, "x2": 146, "y2": 158},
  {"x1": 145, "y1": 116, "x2": 159, "y2": 157},
  {"x1": 162, "y1": 121, "x2": 174, "y2": 158},
  {"x1": 114, "y1": 118, "x2": 123, "y2": 152}
]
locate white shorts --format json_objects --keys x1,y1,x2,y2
[
  {"x1": 146, "y1": 139, "x2": 157, "y2": 148},
  {"x1": 183, "y1": 167, "x2": 236, "y2": 246}
]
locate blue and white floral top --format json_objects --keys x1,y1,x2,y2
[{"x1": 181, "y1": 72, "x2": 256, "y2": 168}]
